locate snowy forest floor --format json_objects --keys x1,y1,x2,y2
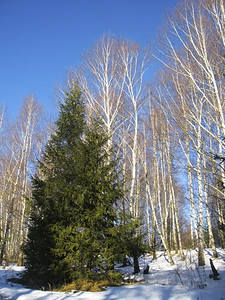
[{"x1": 0, "y1": 248, "x2": 225, "y2": 300}]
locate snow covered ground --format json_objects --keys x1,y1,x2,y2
[{"x1": 0, "y1": 248, "x2": 225, "y2": 300}]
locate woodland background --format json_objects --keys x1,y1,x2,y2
[{"x1": 0, "y1": 0, "x2": 224, "y2": 268}]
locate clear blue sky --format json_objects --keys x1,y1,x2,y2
[{"x1": 0, "y1": 0, "x2": 179, "y2": 118}]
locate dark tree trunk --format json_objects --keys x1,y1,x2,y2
[
  {"x1": 133, "y1": 255, "x2": 140, "y2": 274},
  {"x1": 143, "y1": 265, "x2": 149, "y2": 274},
  {"x1": 152, "y1": 228, "x2": 157, "y2": 260}
]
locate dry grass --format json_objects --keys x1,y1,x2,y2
[{"x1": 59, "y1": 278, "x2": 122, "y2": 292}]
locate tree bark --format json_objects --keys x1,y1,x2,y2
[{"x1": 133, "y1": 255, "x2": 140, "y2": 274}]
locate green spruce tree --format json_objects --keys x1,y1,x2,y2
[{"x1": 23, "y1": 84, "x2": 126, "y2": 287}]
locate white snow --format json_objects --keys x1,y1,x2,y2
[{"x1": 0, "y1": 248, "x2": 225, "y2": 300}]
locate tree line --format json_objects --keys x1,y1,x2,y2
[{"x1": 0, "y1": 0, "x2": 224, "y2": 279}]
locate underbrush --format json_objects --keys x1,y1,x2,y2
[
  {"x1": 18, "y1": 269, "x2": 123, "y2": 292},
  {"x1": 59, "y1": 271, "x2": 123, "y2": 292}
]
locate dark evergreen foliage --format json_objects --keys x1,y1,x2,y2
[{"x1": 23, "y1": 84, "x2": 141, "y2": 287}]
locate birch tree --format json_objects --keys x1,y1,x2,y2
[
  {"x1": 0, "y1": 96, "x2": 44, "y2": 263},
  {"x1": 79, "y1": 35, "x2": 151, "y2": 219},
  {"x1": 116, "y1": 39, "x2": 151, "y2": 217},
  {"x1": 154, "y1": 0, "x2": 225, "y2": 263},
  {"x1": 79, "y1": 35, "x2": 126, "y2": 149}
]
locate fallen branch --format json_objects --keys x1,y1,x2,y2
[{"x1": 209, "y1": 259, "x2": 220, "y2": 280}]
